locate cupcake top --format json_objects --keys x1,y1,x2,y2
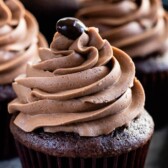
[
  {"x1": 9, "y1": 17, "x2": 145, "y2": 137},
  {"x1": 0, "y1": 0, "x2": 48, "y2": 85},
  {"x1": 76, "y1": 0, "x2": 168, "y2": 58}
]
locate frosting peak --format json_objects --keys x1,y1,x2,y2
[
  {"x1": 0, "y1": 0, "x2": 48, "y2": 84},
  {"x1": 9, "y1": 18, "x2": 145, "y2": 136}
]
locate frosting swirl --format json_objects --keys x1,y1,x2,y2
[
  {"x1": 0, "y1": 0, "x2": 48, "y2": 84},
  {"x1": 76, "y1": 0, "x2": 168, "y2": 58},
  {"x1": 9, "y1": 25, "x2": 145, "y2": 136}
]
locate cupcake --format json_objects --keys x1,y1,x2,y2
[
  {"x1": 8, "y1": 17, "x2": 154, "y2": 168},
  {"x1": 0, "y1": 0, "x2": 48, "y2": 160},
  {"x1": 20, "y1": 0, "x2": 89, "y2": 42},
  {"x1": 76, "y1": 0, "x2": 168, "y2": 129}
]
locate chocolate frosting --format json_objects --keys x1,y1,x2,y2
[
  {"x1": 9, "y1": 26, "x2": 145, "y2": 136},
  {"x1": 0, "y1": 0, "x2": 48, "y2": 85},
  {"x1": 76, "y1": 0, "x2": 168, "y2": 58}
]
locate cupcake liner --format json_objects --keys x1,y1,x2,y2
[
  {"x1": 0, "y1": 85, "x2": 17, "y2": 160},
  {"x1": 136, "y1": 70, "x2": 168, "y2": 129},
  {"x1": 15, "y1": 139, "x2": 150, "y2": 168}
]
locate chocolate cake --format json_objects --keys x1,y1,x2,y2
[{"x1": 9, "y1": 17, "x2": 154, "y2": 168}]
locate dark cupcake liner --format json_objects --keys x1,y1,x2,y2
[
  {"x1": 136, "y1": 70, "x2": 168, "y2": 129},
  {"x1": 0, "y1": 85, "x2": 17, "y2": 160},
  {"x1": 15, "y1": 139, "x2": 150, "y2": 168}
]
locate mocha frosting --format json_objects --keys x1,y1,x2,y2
[
  {"x1": 0, "y1": 0, "x2": 47, "y2": 85},
  {"x1": 76, "y1": 0, "x2": 168, "y2": 58},
  {"x1": 8, "y1": 25, "x2": 145, "y2": 137}
]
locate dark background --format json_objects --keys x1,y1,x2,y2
[
  {"x1": 163, "y1": 0, "x2": 168, "y2": 10},
  {"x1": 20, "y1": 0, "x2": 83, "y2": 43}
]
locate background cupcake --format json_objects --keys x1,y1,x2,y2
[
  {"x1": 76, "y1": 0, "x2": 168, "y2": 129},
  {"x1": 9, "y1": 17, "x2": 154, "y2": 168},
  {"x1": 0, "y1": 0, "x2": 47, "y2": 160}
]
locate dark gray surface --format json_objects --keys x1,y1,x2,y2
[
  {"x1": 0, "y1": 158, "x2": 21, "y2": 168},
  {"x1": 145, "y1": 126, "x2": 168, "y2": 168},
  {"x1": 0, "y1": 126, "x2": 168, "y2": 168}
]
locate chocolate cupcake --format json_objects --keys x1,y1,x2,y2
[
  {"x1": 8, "y1": 17, "x2": 154, "y2": 168},
  {"x1": 77, "y1": 0, "x2": 168, "y2": 129},
  {"x1": 0, "y1": 0, "x2": 48, "y2": 160}
]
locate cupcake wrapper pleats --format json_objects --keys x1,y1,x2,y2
[
  {"x1": 15, "y1": 140, "x2": 150, "y2": 168},
  {"x1": 136, "y1": 70, "x2": 168, "y2": 129}
]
